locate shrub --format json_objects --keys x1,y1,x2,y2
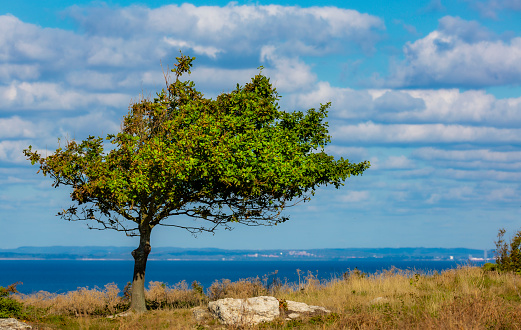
[
  {"x1": 207, "y1": 277, "x2": 267, "y2": 300},
  {"x1": 0, "y1": 282, "x2": 26, "y2": 319},
  {"x1": 494, "y1": 228, "x2": 521, "y2": 273},
  {"x1": 145, "y1": 281, "x2": 207, "y2": 309}
]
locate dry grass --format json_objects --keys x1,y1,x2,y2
[
  {"x1": 145, "y1": 280, "x2": 206, "y2": 309},
  {"x1": 207, "y1": 277, "x2": 268, "y2": 300},
  {"x1": 15, "y1": 283, "x2": 122, "y2": 316},
  {"x1": 11, "y1": 266, "x2": 521, "y2": 329}
]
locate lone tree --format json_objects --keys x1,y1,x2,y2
[{"x1": 24, "y1": 54, "x2": 370, "y2": 313}]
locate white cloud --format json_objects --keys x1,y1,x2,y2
[
  {"x1": 389, "y1": 16, "x2": 521, "y2": 87},
  {"x1": 0, "y1": 117, "x2": 38, "y2": 139},
  {"x1": 164, "y1": 38, "x2": 223, "y2": 59},
  {"x1": 414, "y1": 147, "x2": 521, "y2": 162},
  {"x1": 0, "y1": 140, "x2": 31, "y2": 164},
  {"x1": 0, "y1": 3, "x2": 383, "y2": 103},
  {"x1": 372, "y1": 155, "x2": 416, "y2": 170},
  {"x1": 404, "y1": 89, "x2": 521, "y2": 126},
  {"x1": 411, "y1": 147, "x2": 521, "y2": 171},
  {"x1": 260, "y1": 46, "x2": 317, "y2": 92},
  {"x1": 0, "y1": 81, "x2": 130, "y2": 111},
  {"x1": 187, "y1": 66, "x2": 259, "y2": 94},
  {"x1": 0, "y1": 15, "x2": 84, "y2": 66},
  {"x1": 338, "y1": 190, "x2": 370, "y2": 203},
  {"x1": 57, "y1": 112, "x2": 120, "y2": 138},
  {"x1": 290, "y1": 83, "x2": 521, "y2": 127},
  {"x1": 0, "y1": 64, "x2": 40, "y2": 83},
  {"x1": 486, "y1": 187, "x2": 519, "y2": 202},
  {"x1": 67, "y1": 3, "x2": 385, "y2": 56},
  {"x1": 288, "y1": 82, "x2": 374, "y2": 117},
  {"x1": 333, "y1": 122, "x2": 521, "y2": 144}
]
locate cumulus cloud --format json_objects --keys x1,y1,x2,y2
[
  {"x1": 289, "y1": 83, "x2": 521, "y2": 127},
  {"x1": 1, "y1": 1, "x2": 520, "y2": 235},
  {"x1": 0, "y1": 3, "x2": 385, "y2": 109},
  {"x1": 0, "y1": 15, "x2": 85, "y2": 69},
  {"x1": 66, "y1": 3, "x2": 385, "y2": 56},
  {"x1": 388, "y1": 16, "x2": 521, "y2": 88},
  {"x1": 333, "y1": 122, "x2": 521, "y2": 144}
]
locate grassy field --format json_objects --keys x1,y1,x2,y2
[{"x1": 6, "y1": 266, "x2": 521, "y2": 329}]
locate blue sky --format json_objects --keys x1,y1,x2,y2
[{"x1": 1, "y1": 0, "x2": 521, "y2": 250}]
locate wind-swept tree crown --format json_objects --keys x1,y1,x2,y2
[{"x1": 24, "y1": 53, "x2": 370, "y2": 236}]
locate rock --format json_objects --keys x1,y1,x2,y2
[
  {"x1": 208, "y1": 296, "x2": 280, "y2": 326},
  {"x1": 286, "y1": 300, "x2": 331, "y2": 314},
  {"x1": 204, "y1": 296, "x2": 332, "y2": 326},
  {"x1": 0, "y1": 318, "x2": 32, "y2": 330},
  {"x1": 192, "y1": 306, "x2": 212, "y2": 322},
  {"x1": 282, "y1": 300, "x2": 331, "y2": 320}
]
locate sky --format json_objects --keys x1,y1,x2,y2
[{"x1": 1, "y1": 0, "x2": 521, "y2": 251}]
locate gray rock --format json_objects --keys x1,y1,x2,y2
[
  {"x1": 207, "y1": 296, "x2": 280, "y2": 326},
  {"x1": 286, "y1": 300, "x2": 331, "y2": 314},
  {"x1": 204, "y1": 296, "x2": 332, "y2": 326},
  {"x1": 192, "y1": 306, "x2": 212, "y2": 322},
  {"x1": 0, "y1": 318, "x2": 32, "y2": 330}
]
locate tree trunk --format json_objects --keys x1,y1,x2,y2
[{"x1": 130, "y1": 224, "x2": 152, "y2": 313}]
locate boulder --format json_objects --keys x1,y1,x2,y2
[
  {"x1": 198, "y1": 296, "x2": 332, "y2": 326},
  {"x1": 207, "y1": 296, "x2": 280, "y2": 326},
  {"x1": 284, "y1": 300, "x2": 331, "y2": 319},
  {"x1": 0, "y1": 318, "x2": 32, "y2": 330}
]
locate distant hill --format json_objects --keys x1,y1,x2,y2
[{"x1": 0, "y1": 246, "x2": 494, "y2": 261}]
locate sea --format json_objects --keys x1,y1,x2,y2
[{"x1": 0, "y1": 259, "x2": 485, "y2": 295}]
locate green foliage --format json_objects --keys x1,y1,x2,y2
[
  {"x1": 494, "y1": 228, "x2": 521, "y2": 273},
  {"x1": 481, "y1": 262, "x2": 498, "y2": 272},
  {"x1": 0, "y1": 282, "x2": 26, "y2": 319},
  {"x1": 0, "y1": 297, "x2": 24, "y2": 319},
  {"x1": 191, "y1": 281, "x2": 204, "y2": 296},
  {"x1": 24, "y1": 53, "x2": 370, "y2": 312},
  {"x1": 23, "y1": 53, "x2": 369, "y2": 236}
]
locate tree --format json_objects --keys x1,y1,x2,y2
[
  {"x1": 24, "y1": 54, "x2": 370, "y2": 313},
  {"x1": 493, "y1": 228, "x2": 521, "y2": 273}
]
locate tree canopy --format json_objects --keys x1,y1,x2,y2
[{"x1": 24, "y1": 54, "x2": 370, "y2": 312}]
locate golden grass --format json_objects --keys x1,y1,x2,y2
[
  {"x1": 11, "y1": 266, "x2": 521, "y2": 329},
  {"x1": 16, "y1": 283, "x2": 121, "y2": 316}
]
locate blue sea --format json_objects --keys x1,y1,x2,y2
[{"x1": 0, "y1": 259, "x2": 483, "y2": 294}]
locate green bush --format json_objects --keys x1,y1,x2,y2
[
  {"x1": 494, "y1": 228, "x2": 521, "y2": 273},
  {"x1": 482, "y1": 263, "x2": 498, "y2": 272},
  {"x1": 0, "y1": 282, "x2": 26, "y2": 319},
  {"x1": 0, "y1": 297, "x2": 24, "y2": 318}
]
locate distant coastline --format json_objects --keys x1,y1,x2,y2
[{"x1": 0, "y1": 246, "x2": 495, "y2": 262}]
